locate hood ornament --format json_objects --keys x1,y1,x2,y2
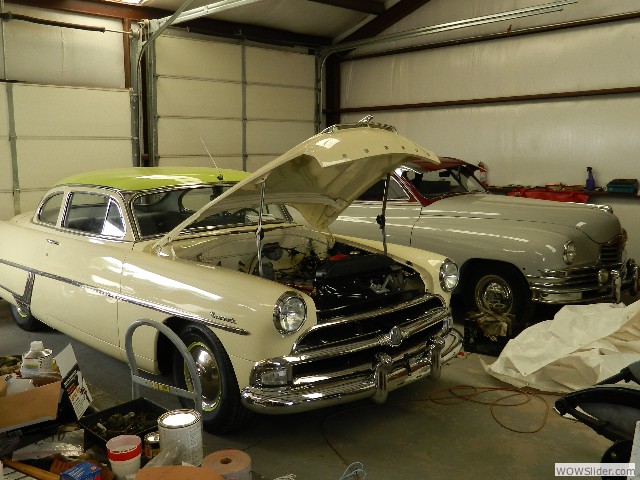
[{"x1": 388, "y1": 326, "x2": 404, "y2": 347}]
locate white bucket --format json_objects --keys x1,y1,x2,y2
[
  {"x1": 106, "y1": 434, "x2": 142, "y2": 480},
  {"x1": 158, "y1": 409, "x2": 203, "y2": 466}
]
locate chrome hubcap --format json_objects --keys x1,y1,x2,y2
[
  {"x1": 475, "y1": 276, "x2": 513, "y2": 314},
  {"x1": 186, "y1": 342, "x2": 221, "y2": 411}
]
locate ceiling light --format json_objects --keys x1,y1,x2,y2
[{"x1": 102, "y1": 0, "x2": 147, "y2": 5}]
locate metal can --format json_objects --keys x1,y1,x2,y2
[
  {"x1": 158, "y1": 409, "x2": 203, "y2": 466},
  {"x1": 143, "y1": 431, "x2": 160, "y2": 460}
]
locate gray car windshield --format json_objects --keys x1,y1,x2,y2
[
  {"x1": 400, "y1": 164, "x2": 487, "y2": 197},
  {"x1": 132, "y1": 185, "x2": 288, "y2": 237}
]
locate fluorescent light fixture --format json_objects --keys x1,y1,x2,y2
[{"x1": 102, "y1": 0, "x2": 147, "y2": 5}]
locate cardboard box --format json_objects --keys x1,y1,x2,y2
[
  {"x1": 0, "y1": 344, "x2": 91, "y2": 434},
  {"x1": 0, "y1": 378, "x2": 61, "y2": 433}
]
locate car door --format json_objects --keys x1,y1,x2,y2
[
  {"x1": 334, "y1": 175, "x2": 421, "y2": 246},
  {"x1": 35, "y1": 190, "x2": 133, "y2": 356}
]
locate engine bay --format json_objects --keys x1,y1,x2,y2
[{"x1": 174, "y1": 226, "x2": 426, "y2": 317}]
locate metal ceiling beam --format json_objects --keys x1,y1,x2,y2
[
  {"x1": 307, "y1": 0, "x2": 385, "y2": 15},
  {"x1": 340, "y1": 0, "x2": 433, "y2": 44},
  {"x1": 8, "y1": 0, "x2": 331, "y2": 47}
]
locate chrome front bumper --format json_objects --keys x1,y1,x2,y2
[
  {"x1": 528, "y1": 258, "x2": 639, "y2": 305},
  {"x1": 241, "y1": 328, "x2": 463, "y2": 414}
]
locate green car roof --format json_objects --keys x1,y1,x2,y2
[{"x1": 56, "y1": 167, "x2": 250, "y2": 191}]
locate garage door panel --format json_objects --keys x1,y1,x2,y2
[
  {"x1": 0, "y1": 140, "x2": 12, "y2": 190},
  {"x1": 17, "y1": 139, "x2": 133, "y2": 189},
  {"x1": 246, "y1": 85, "x2": 315, "y2": 121},
  {"x1": 157, "y1": 77, "x2": 242, "y2": 118},
  {"x1": 156, "y1": 36, "x2": 241, "y2": 81},
  {"x1": 0, "y1": 193, "x2": 15, "y2": 219},
  {"x1": 13, "y1": 84, "x2": 131, "y2": 138},
  {"x1": 157, "y1": 118, "x2": 242, "y2": 156},
  {"x1": 246, "y1": 121, "x2": 315, "y2": 155},
  {"x1": 246, "y1": 47, "x2": 315, "y2": 87},
  {"x1": 18, "y1": 191, "x2": 48, "y2": 214},
  {"x1": 158, "y1": 155, "x2": 243, "y2": 170},
  {"x1": 0, "y1": 86, "x2": 8, "y2": 136}
]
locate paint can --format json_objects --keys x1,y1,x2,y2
[
  {"x1": 158, "y1": 409, "x2": 203, "y2": 466},
  {"x1": 143, "y1": 431, "x2": 161, "y2": 461}
]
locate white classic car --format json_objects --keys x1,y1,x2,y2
[
  {"x1": 333, "y1": 157, "x2": 639, "y2": 333},
  {"x1": 0, "y1": 123, "x2": 462, "y2": 433}
]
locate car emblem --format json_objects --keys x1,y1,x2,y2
[{"x1": 388, "y1": 326, "x2": 404, "y2": 347}]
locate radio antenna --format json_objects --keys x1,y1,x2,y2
[{"x1": 200, "y1": 137, "x2": 224, "y2": 180}]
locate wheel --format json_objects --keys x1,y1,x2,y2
[
  {"x1": 463, "y1": 264, "x2": 534, "y2": 334},
  {"x1": 10, "y1": 304, "x2": 45, "y2": 332},
  {"x1": 172, "y1": 323, "x2": 252, "y2": 433}
]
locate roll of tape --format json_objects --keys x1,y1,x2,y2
[{"x1": 202, "y1": 449, "x2": 252, "y2": 480}]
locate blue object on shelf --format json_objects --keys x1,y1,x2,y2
[{"x1": 606, "y1": 178, "x2": 639, "y2": 194}]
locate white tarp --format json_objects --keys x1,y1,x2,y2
[{"x1": 483, "y1": 301, "x2": 640, "y2": 392}]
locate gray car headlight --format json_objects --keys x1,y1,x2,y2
[
  {"x1": 563, "y1": 241, "x2": 577, "y2": 265},
  {"x1": 439, "y1": 258, "x2": 459, "y2": 292},
  {"x1": 273, "y1": 292, "x2": 307, "y2": 334}
]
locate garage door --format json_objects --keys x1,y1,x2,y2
[
  {"x1": 153, "y1": 35, "x2": 316, "y2": 173},
  {"x1": 0, "y1": 83, "x2": 133, "y2": 219}
]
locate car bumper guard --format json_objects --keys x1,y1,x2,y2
[{"x1": 241, "y1": 328, "x2": 462, "y2": 414}]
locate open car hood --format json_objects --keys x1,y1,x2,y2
[{"x1": 154, "y1": 123, "x2": 438, "y2": 250}]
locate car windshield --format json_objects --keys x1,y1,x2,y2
[
  {"x1": 399, "y1": 163, "x2": 487, "y2": 198},
  {"x1": 132, "y1": 185, "x2": 289, "y2": 237}
]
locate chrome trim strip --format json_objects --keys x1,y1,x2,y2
[{"x1": 0, "y1": 258, "x2": 249, "y2": 335}]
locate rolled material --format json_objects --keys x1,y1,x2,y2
[
  {"x1": 2, "y1": 459, "x2": 60, "y2": 480},
  {"x1": 202, "y1": 449, "x2": 251, "y2": 480}
]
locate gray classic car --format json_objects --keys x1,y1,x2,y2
[{"x1": 333, "y1": 157, "x2": 639, "y2": 333}]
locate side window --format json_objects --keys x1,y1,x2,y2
[
  {"x1": 357, "y1": 178, "x2": 408, "y2": 201},
  {"x1": 63, "y1": 192, "x2": 124, "y2": 238},
  {"x1": 102, "y1": 200, "x2": 126, "y2": 237},
  {"x1": 38, "y1": 192, "x2": 65, "y2": 225}
]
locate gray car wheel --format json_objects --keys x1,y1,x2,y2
[{"x1": 465, "y1": 264, "x2": 533, "y2": 333}]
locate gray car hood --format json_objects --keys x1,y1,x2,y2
[
  {"x1": 424, "y1": 194, "x2": 620, "y2": 243},
  {"x1": 154, "y1": 123, "x2": 438, "y2": 250}
]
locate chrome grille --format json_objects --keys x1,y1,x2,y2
[{"x1": 600, "y1": 241, "x2": 623, "y2": 264}]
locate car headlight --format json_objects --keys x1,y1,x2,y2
[
  {"x1": 273, "y1": 292, "x2": 307, "y2": 334},
  {"x1": 563, "y1": 240, "x2": 577, "y2": 264},
  {"x1": 439, "y1": 258, "x2": 459, "y2": 292}
]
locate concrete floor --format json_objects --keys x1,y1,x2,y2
[{"x1": 0, "y1": 298, "x2": 618, "y2": 479}]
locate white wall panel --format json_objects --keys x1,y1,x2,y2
[
  {"x1": 17, "y1": 139, "x2": 133, "y2": 189},
  {"x1": 342, "y1": 22, "x2": 640, "y2": 108},
  {"x1": 343, "y1": 94, "x2": 640, "y2": 188},
  {"x1": 0, "y1": 83, "x2": 132, "y2": 219},
  {"x1": 13, "y1": 84, "x2": 131, "y2": 138},
  {"x1": 353, "y1": 0, "x2": 640, "y2": 54},
  {"x1": 157, "y1": 118, "x2": 243, "y2": 156},
  {"x1": 1, "y1": 4, "x2": 124, "y2": 88}
]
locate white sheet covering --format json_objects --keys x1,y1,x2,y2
[{"x1": 483, "y1": 301, "x2": 640, "y2": 392}]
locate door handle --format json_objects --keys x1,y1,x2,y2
[{"x1": 46, "y1": 239, "x2": 59, "y2": 245}]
